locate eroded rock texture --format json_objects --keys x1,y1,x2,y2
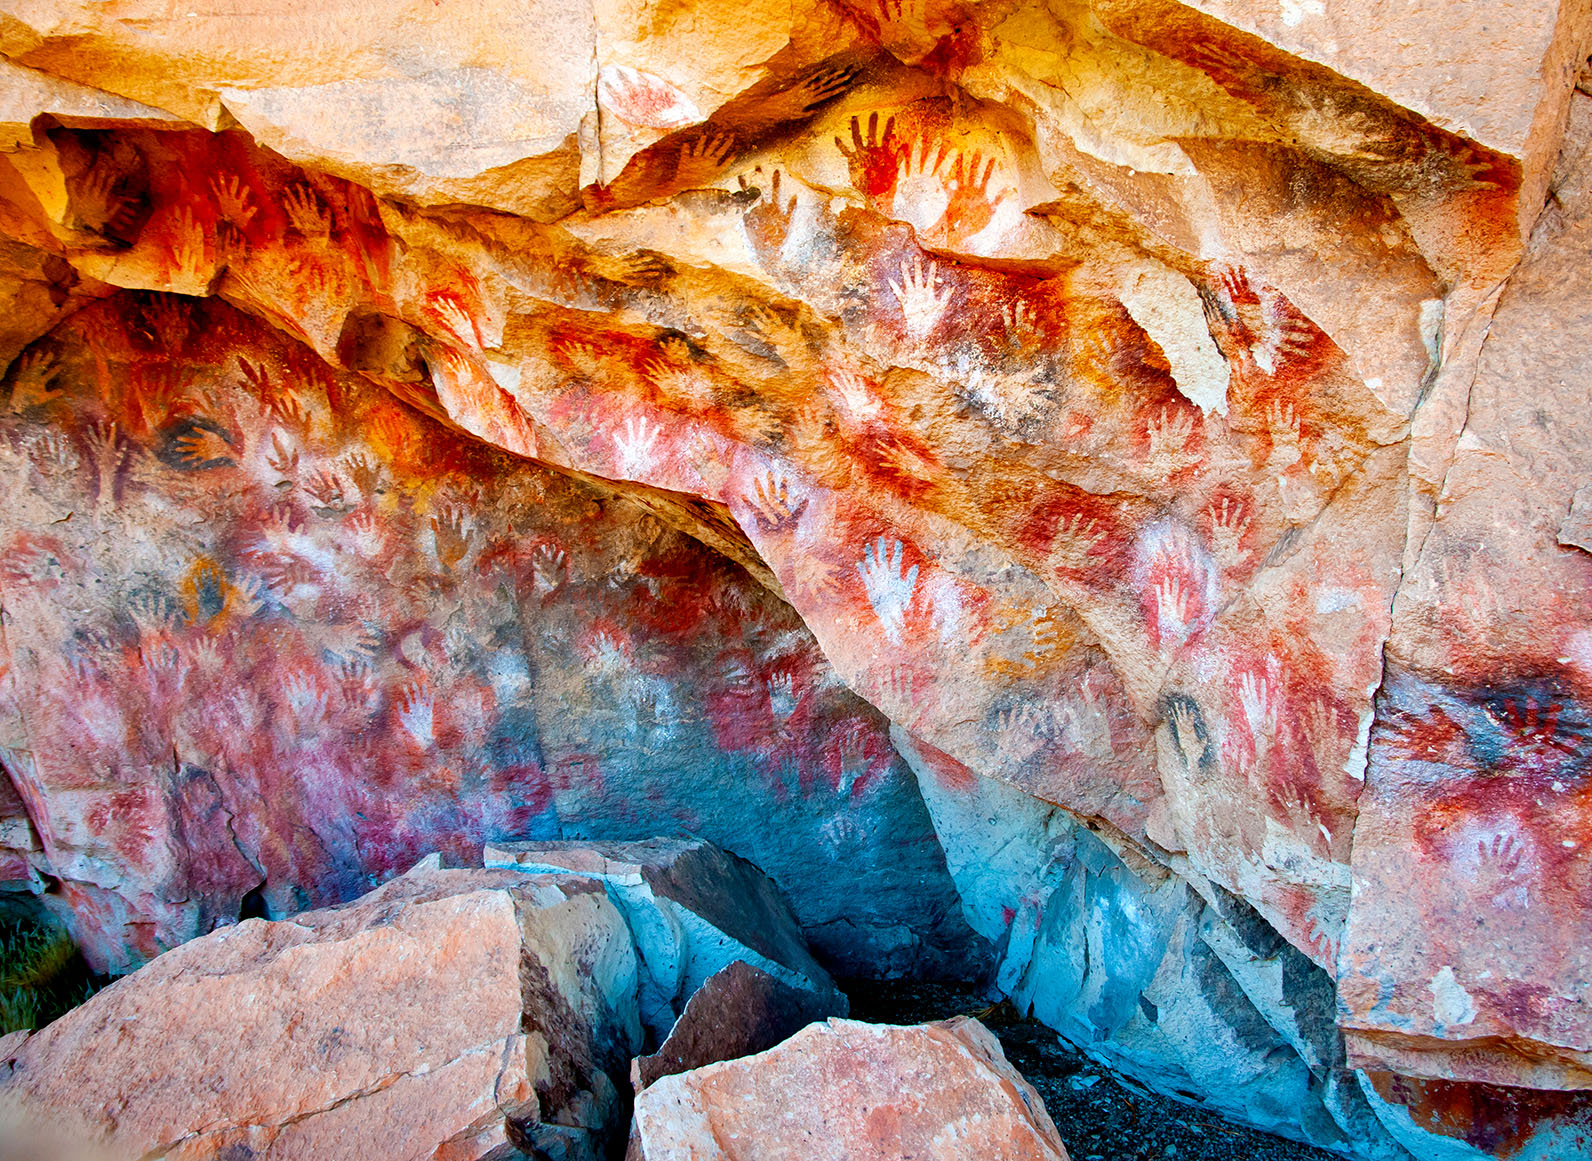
[
  {"x1": 0, "y1": 292, "x2": 978, "y2": 979},
  {"x1": 630, "y1": 1016, "x2": 1071, "y2": 1161},
  {"x1": 0, "y1": 0, "x2": 1590, "y2": 1157},
  {"x1": 0, "y1": 866, "x2": 644, "y2": 1160}
]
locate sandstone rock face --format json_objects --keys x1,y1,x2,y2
[
  {"x1": 1342, "y1": 86, "x2": 1592, "y2": 1095},
  {"x1": 0, "y1": 0, "x2": 1589, "y2": 1155},
  {"x1": 0, "y1": 291, "x2": 979, "y2": 979},
  {"x1": 898, "y1": 727, "x2": 1402, "y2": 1157},
  {"x1": 0, "y1": 865, "x2": 642, "y2": 1160},
  {"x1": 631, "y1": 1016, "x2": 1070, "y2": 1161},
  {"x1": 1172, "y1": 0, "x2": 1590, "y2": 225},
  {"x1": 0, "y1": 0, "x2": 596, "y2": 218},
  {"x1": 486, "y1": 838, "x2": 844, "y2": 1039}
]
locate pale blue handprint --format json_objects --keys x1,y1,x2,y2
[{"x1": 858, "y1": 537, "x2": 918, "y2": 644}]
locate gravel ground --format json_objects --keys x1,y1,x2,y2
[{"x1": 842, "y1": 979, "x2": 1340, "y2": 1161}]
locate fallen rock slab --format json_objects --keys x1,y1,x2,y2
[
  {"x1": 486, "y1": 838, "x2": 844, "y2": 1039},
  {"x1": 0, "y1": 866, "x2": 642, "y2": 1161},
  {"x1": 630, "y1": 1016, "x2": 1070, "y2": 1161},
  {"x1": 633, "y1": 959, "x2": 843, "y2": 1091}
]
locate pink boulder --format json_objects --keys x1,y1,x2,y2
[
  {"x1": 0, "y1": 866, "x2": 642, "y2": 1161},
  {"x1": 630, "y1": 1016, "x2": 1070, "y2": 1161}
]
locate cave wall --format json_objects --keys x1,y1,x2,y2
[
  {"x1": 1, "y1": 0, "x2": 1591, "y2": 1157},
  {"x1": 0, "y1": 291, "x2": 980, "y2": 979}
]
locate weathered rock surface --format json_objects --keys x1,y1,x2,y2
[
  {"x1": 633, "y1": 958, "x2": 844, "y2": 1090},
  {"x1": 898, "y1": 727, "x2": 1405, "y2": 1158},
  {"x1": 0, "y1": 290, "x2": 980, "y2": 979},
  {"x1": 630, "y1": 1016, "x2": 1070, "y2": 1161},
  {"x1": 1342, "y1": 85, "x2": 1592, "y2": 1094},
  {"x1": 0, "y1": 0, "x2": 1589, "y2": 1155},
  {"x1": 0, "y1": 864, "x2": 642, "y2": 1160},
  {"x1": 486, "y1": 838, "x2": 844, "y2": 1039}
]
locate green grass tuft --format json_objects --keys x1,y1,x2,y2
[{"x1": 0, "y1": 918, "x2": 99, "y2": 1035}]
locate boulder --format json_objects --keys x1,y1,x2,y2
[
  {"x1": 485, "y1": 837, "x2": 844, "y2": 1040},
  {"x1": 633, "y1": 959, "x2": 844, "y2": 1091},
  {"x1": 630, "y1": 1017, "x2": 1070, "y2": 1161},
  {"x1": 0, "y1": 1113, "x2": 114, "y2": 1161},
  {"x1": 0, "y1": 865, "x2": 642, "y2": 1161}
]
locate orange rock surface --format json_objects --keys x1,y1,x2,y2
[
  {"x1": 631, "y1": 1017, "x2": 1070, "y2": 1161},
  {"x1": 0, "y1": 1, "x2": 1590, "y2": 1155}
]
